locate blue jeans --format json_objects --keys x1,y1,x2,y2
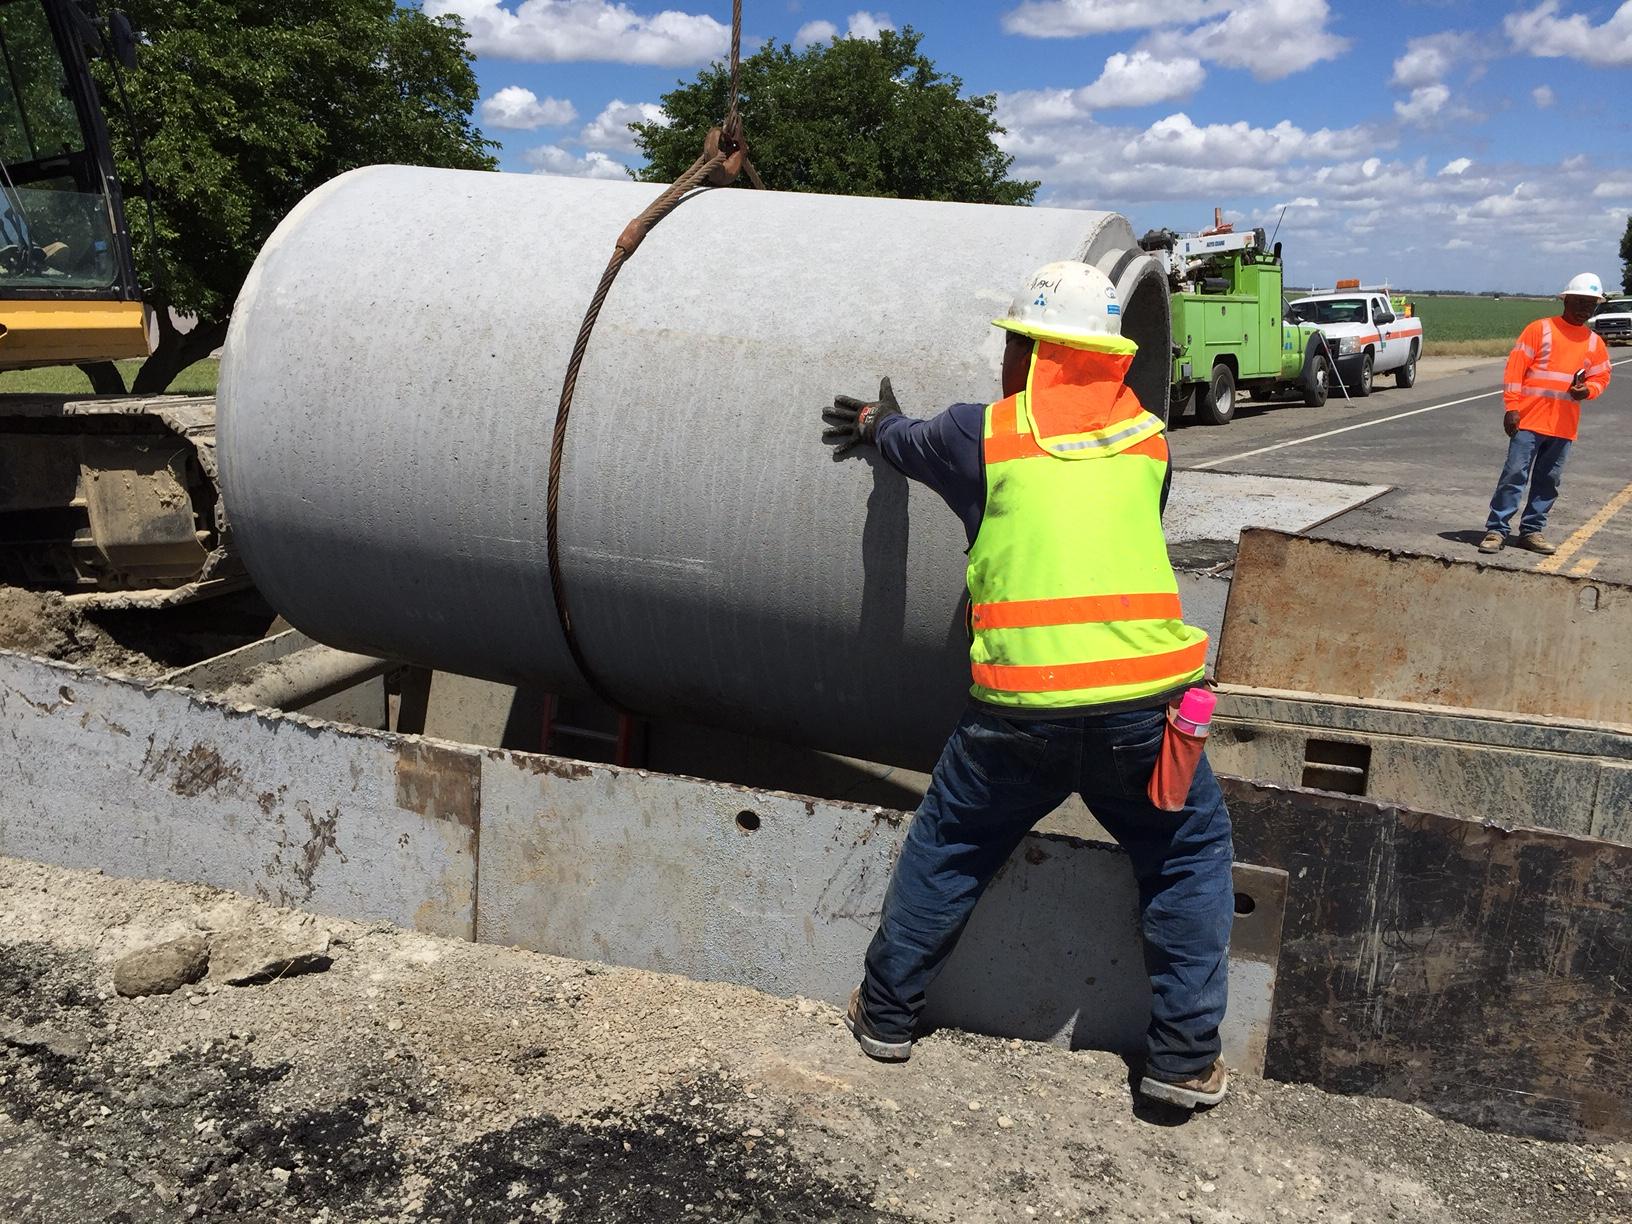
[
  {"x1": 1487, "y1": 430, "x2": 1571, "y2": 536},
  {"x1": 860, "y1": 703, "x2": 1234, "y2": 1081}
]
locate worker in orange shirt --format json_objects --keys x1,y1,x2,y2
[{"x1": 1480, "y1": 273, "x2": 1613, "y2": 554}]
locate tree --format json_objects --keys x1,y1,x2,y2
[
  {"x1": 632, "y1": 28, "x2": 1036, "y2": 207},
  {"x1": 92, "y1": 1, "x2": 495, "y2": 393},
  {"x1": 1621, "y1": 214, "x2": 1632, "y2": 295}
]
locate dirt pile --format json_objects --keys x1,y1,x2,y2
[
  {"x1": 0, "y1": 585, "x2": 275, "y2": 676},
  {"x1": 0, "y1": 855, "x2": 1626, "y2": 1224}
]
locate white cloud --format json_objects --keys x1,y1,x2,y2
[
  {"x1": 1004, "y1": 0, "x2": 1344, "y2": 79},
  {"x1": 1390, "y1": 32, "x2": 1477, "y2": 89},
  {"x1": 993, "y1": 68, "x2": 1622, "y2": 294},
  {"x1": 1141, "y1": 0, "x2": 1349, "y2": 80},
  {"x1": 996, "y1": 106, "x2": 1390, "y2": 215},
  {"x1": 1078, "y1": 51, "x2": 1206, "y2": 108},
  {"x1": 1395, "y1": 84, "x2": 1450, "y2": 125},
  {"x1": 480, "y1": 86, "x2": 577, "y2": 130},
  {"x1": 794, "y1": 19, "x2": 837, "y2": 45},
  {"x1": 579, "y1": 98, "x2": 667, "y2": 152},
  {"x1": 1001, "y1": 0, "x2": 1232, "y2": 38},
  {"x1": 997, "y1": 52, "x2": 1204, "y2": 124},
  {"x1": 1533, "y1": 84, "x2": 1557, "y2": 107},
  {"x1": 846, "y1": 10, "x2": 894, "y2": 38},
  {"x1": 1464, "y1": 182, "x2": 1541, "y2": 220},
  {"x1": 423, "y1": 0, "x2": 728, "y2": 66},
  {"x1": 523, "y1": 144, "x2": 631, "y2": 179},
  {"x1": 1119, "y1": 112, "x2": 1377, "y2": 169},
  {"x1": 1504, "y1": 1, "x2": 1632, "y2": 67}
]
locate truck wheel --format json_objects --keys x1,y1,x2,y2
[
  {"x1": 1195, "y1": 363, "x2": 1236, "y2": 425},
  {"x1": 1302, "y1": 353, "x2": 1330, "y2": 407},
  {"x1": 1395, "y1": 344, "x2": 1418, "y2": 388},
  {"x1": 1350, "y1": 352, "x2": 1374, "y2": 398}
]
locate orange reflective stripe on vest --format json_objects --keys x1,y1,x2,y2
[
  {"x1": 971, "y1": 640, "x2": 1210, "y2": 695},
  {"x1": 970, "y1": 591, "x2": 1183, "y2": 630}
]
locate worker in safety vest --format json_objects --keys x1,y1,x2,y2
[
  {"x1": 1479, "y1": 272, "x2": 1613, "y2": 555},
  {"x1": 821, "y1": 261, "x2": 1235, "y2": 1110}
]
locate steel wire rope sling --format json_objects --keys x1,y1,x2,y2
[{"x1": 544, "y1": 0, "x2": 763, "y2": 714}]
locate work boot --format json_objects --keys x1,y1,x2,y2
[
  {"x1": 1138, "y1": 1059, "x2": 1229, "y2": 1109},
  {"x1": 844, "y1": 987, "x2": 912, "y2": 1062},
  {"x1": 1512, "y1": 531, "x2": 1556, "y2": 555},
  {"x1": 1477, "y1": 531, "x2": 1505, "y2": 554}
]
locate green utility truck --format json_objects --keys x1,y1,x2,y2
[{"x1": 1140, "y1": 226, "x2": 1330, "y2": 426}]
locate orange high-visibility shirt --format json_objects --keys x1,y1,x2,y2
[{"x1": 1503, "y1": 317, "x2": 1612, "y2": 440}]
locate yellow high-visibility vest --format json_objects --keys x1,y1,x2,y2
[{"x1": 967, "y1": 340, "x2": 1208, "y2": 709}]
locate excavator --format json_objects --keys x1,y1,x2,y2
[{"x1": 0, "y1": 0, "x2": 235, "y2": 604}]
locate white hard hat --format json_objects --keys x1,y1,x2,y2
[
  {"x1": 994, "y1": 261, "x2": 1137, "y2": 353},
  {"x1": 1560, "y1": 272, "x2": 1605, "y2": 300}
]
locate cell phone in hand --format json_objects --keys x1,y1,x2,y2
[{"x1": 1573, "y1": 366, "x2": 1587, "y2": 385}]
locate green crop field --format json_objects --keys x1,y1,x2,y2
[{"x1": 1404, "y1": 295, "x2": 1557, "y2": 342}]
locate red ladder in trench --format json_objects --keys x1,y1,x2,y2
[{"x1": 539, "y1": 693, "x2": 645, "y2": 767}]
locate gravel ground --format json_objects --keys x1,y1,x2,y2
[
  {"x1": 1413, "y1": 355, "x2": 1504, "y2": 381},
  {"x1": 0, "y1": 856, "x2": 1626, "y2": 1224}
]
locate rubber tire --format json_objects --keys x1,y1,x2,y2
[
  {"x1": 1302, "y1": 353, "x2": 1330, "y2": 407},
  {"x1": 1195, "y1": 363, "x2": 1237, "y2": 425},
  {"x1": 1350, "y1": 351, "x2": 1374, "y2": 398},
  {"x1": 1395, "y1": 344, "x2": 1418, "y2": 388}
]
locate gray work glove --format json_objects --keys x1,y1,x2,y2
[{"x1": 823, "y1": 377, "x2": 902, "y2": 457}]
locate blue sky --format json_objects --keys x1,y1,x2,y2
[{"x1": 422, "y1": 0, "x2": 1632, "y2": 292}]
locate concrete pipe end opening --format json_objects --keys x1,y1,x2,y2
[{"x1": 1099, "y1": 250, "x2": 1172, "y2": 425}]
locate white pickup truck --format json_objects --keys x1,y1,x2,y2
[{"x1": 1287, "y1": 289, "x2": 1424, "y2": 397}]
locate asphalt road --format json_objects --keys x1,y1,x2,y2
[{"x1": 1169, "y1": 352, "x2": 1632, "y2": 585}]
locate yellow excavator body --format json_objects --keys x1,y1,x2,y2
[{"x1": 0, "y1": 297, "x2": 149, "y2": 369}]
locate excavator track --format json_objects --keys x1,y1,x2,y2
[{"x1": 0, "y1": 393, "x2": 244, "y2": 607}]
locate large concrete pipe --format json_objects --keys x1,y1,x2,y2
[{"x1": 218, "y1": 167, "x2": 1171, "y2": 768}]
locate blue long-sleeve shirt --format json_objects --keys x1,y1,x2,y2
[
  {"x1": 873, "y1": 402, "x2": 1170, "y2": 545},
  {"x1": 874, "y1": 402, "x2": 988, "y2": 543}
]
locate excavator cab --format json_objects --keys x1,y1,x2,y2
[{"x1": 0, "y1": 0, "x2": 147, "y2": 368}]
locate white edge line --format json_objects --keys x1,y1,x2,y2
[{"x1": 1188, "y1": 355, "x2": 1632, "y2": 473}]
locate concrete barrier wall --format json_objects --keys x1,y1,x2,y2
[
  {"x1": 8, "y1": 648, "x2": 1632, "y2": 1140},
  {"x1": 1217, "y1": 530, "x2": 1632, "y2": 725},
  {"x1": 0, "y1": 649, "x2": 1279, "y2": 1071},
  {"x1": 1225, "y1": 778, "x2": 1632, "y2": 1143},
  {"x1": 0, "y1": 657, "x2": 477, "y2": 937},
  {"x1": 1211, "y1": 687, "x2": 1632, "y2": 844}
]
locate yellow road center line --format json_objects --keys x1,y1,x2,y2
[
  {"x1": 1538, "y1": 480, "x2": 1632, "y2": 573},
  {"x1": 1568, "y1": 556, "x2": 1600, "y2": 577}
]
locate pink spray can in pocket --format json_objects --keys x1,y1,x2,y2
[{"x1": 1148, "y1": 688, "x2": 1217, "y2": 812}]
